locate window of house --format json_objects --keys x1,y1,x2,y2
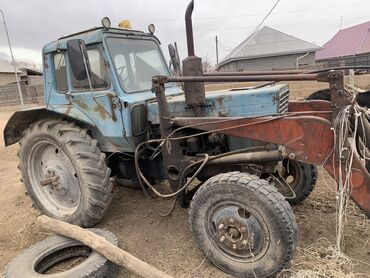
[
  {"x1": 71, "y1": 48, "x2": 110, "y2": 91},
  {"x1": 53, "y1": 52, "x2": 68, "y2": 92}
]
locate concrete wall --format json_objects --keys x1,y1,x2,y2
[
  {"x1": 0, "y1": 82, "x2": 44, "y2": 106},
  {"x1": 317, "y1": 53, "x2": 370, "y2": 68},
  {"x1": 0, "y1": 72, "x2": 21, "y2": 86},
  {"x1": 218, "y1": 52, "x2": 316, "y2": 72},
  {"x1": 26, "y1": 76, "x2": 43, "y2": 86}
]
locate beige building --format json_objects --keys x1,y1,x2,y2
[{"x1": 0, "y1": 64, "x2": 22, "y2": 85}]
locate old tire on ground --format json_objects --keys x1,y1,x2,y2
[
  {"x1": 18, "y1": 119, "x2": 112, "y2": 227},
  {"x1": 279, "y1": 159, "x2": 317, "y2": 205},
  {"x1": 189, "y1": 171, "x2": 298, "y2": 278},
  {"x1": 4, "y1": 228, "x2": 118, "y2": 278}
]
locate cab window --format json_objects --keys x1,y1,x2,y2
[
  {"x1": 53, "y1": 52, "x2": 68, "y2": 92},
  {"x1": 71, "y1": 48, "x2": 110, "y2": 91}
]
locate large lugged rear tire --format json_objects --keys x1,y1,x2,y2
[
  {"x1": 189, "y1": 172, "x2": 298, "y2": 278},
  {"x1": 18, "y1": 119, "x2": 112, "y2": 227}
]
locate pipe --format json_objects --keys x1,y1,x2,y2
[
  {"x1": 0, "y1": 9, "x2": 24, "y2": 108},
  {"x1": 166, "y1": 73, "x2": 319, "y2": 83},
  {"x1": 208, "y1": 66, "x2": 370, "y2": 76},
  {"x1": 296, "y1": 51, "x2": 310, "y2": 69},
  {"x1": 185, "y1": 0, "x2": 195, "y2": 56},
  {"x1": 207, "y1": 150, "x2": 282, "y2": 165},
  {"x1": 205, "y1": 69, "x2": 305, "y2": 76}
]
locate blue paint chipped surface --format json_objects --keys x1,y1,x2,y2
[
  {"x1": 41, "y1": 27, "x2": 289, "y2": 152},
  {"x1": 147, "y1": 84, "x2": 289, "y2": 124}
]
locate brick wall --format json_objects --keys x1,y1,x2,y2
[{"x1": 0, "y1": 82, "x2": 44, "y2": 106}]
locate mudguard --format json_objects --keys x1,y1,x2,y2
[{"x1": 3, "y1": 106, "x2": 95, "y2": 147}]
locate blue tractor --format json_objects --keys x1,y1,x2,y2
[{"x1": 3, "y1": 3, "x2": 331, "y2": 277}]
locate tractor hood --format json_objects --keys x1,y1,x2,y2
[{"x1": 146, "y1": 84, "x2": 289, "y2": 125}]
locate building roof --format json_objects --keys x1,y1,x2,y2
[
  {"x1": 316, "y1": 21, "x2": 370, "y2": 60},
  {"x1": 218, "y1": 26, "x2": 321, "y2": 67},
  {"x1": 18, "y1": 67, "x2": 42, "y2": 76},
  {"x1": 0, "y1": 63, "x2": 22, "y2": 74}
]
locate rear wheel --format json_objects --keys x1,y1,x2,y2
[
  {"x1": 18, "y1": 119, "x2": 112, "y2": 227},
  {"x1": 189, "y1": 172, "x2": 297, "y2": 278}
]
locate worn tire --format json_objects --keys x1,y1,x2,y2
[
  {"x1": 281, "y1": 159, "x2": 317, "y2": 205},
  {"x1": 189, "y1": 171, "x2": 298, "y2": 278},
  {"x1": 18, "y1": 119, "x2": 112, "y2": 227},
  {"x1": 3, "y1": 228, "x2": 118, "y2": 278}
]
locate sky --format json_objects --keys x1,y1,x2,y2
[{"x1": 1, "y1": 0, "x2": 370, "y2": 66}]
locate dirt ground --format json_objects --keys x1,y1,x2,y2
[{"x1": 0, "y1": 80, "x2": 369, "y2": 277}]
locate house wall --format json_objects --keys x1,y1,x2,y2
[
  {"x1": 317, "y1": 53, "x2": 370, "y2": 68},
  {"x1": 0, "y1": 72, "x2": 21, "y2": 85},
  {"x1": 26, "y1": 76, "x2": 43, "y2": 85},
  {"x1": 0, "y1": 82, "x2": 44, "y2": 106},
  {"x1": 218, "y1": 52, "x2": 316, "y2": 72}
]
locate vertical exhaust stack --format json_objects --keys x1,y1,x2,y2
[{"x1": 182, "y1": 0, "x2": 205, "y2": 116}]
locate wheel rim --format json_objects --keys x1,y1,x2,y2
[
  {"x1": 28, "y1": 140, "x2": 81, "y2": 217},
  {"x1": 206, "y1": 201, "x2": 270, "y2": 262},
  {"x1": 281, "y1": 159, "x2": 300, "y2": 190}
]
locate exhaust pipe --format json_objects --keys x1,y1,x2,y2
[
  {"x1": 182, "y1": 0, "x2": 205, "y2": 116},
  {"x1": 185, "y1": 0, "x2": 195, "y2": 56}
]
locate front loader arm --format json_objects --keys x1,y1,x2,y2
[
  {"x1": 172, "y1": 115, "x2": 370, "y2": 215},
  {"x1": 151, "y1": 70, "x2": 370, "y2": 216}
]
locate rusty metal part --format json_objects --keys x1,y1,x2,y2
[
  {"x1": 151, "y1": 71, "x2": 370, "y2": 215},
  {"x1": 207, "y1": 66, "x2": 370, "y2": 76},
  {"x1": 217, "y1": 217, "x2": 254, "y2": 251},
  {"x1": 328, "y1": 71, "x2": 348, "y2": 118},
  {"x1": 183, "y1": 1, "x2": 205, "y2": 114},
  {"x1": 151, "y1": 76, "x2": 191, "y2": 206},
  {"x1": 185, "y1": 0, "x2": 195, "y2": 57},
  {"x1": 288, "y1": 101, "x2": 332, "y2": 120},
  {"x1": 288, "y1": 100, "x2": 331, "y2": 113},
  {"x1": 323, "y1": 140, "x2": 370, "y2": 215},
  {"x1": 205, "y1": 69, "x2": 305, "y2": 76},
  {"x1": 172, "y1": 115, "x2": 370, "y2": 214},
  {"x1": 207, "y1": 150, "x2": 282, "y2": 165},
  {"x1": 40, "y1": 176, "x2": 60, "y2": 187},
  {"x1": 40, "y1": 170, "x2": 60, "y2": 187},
  {"x1": 172, "y1": 115, "x2": 334, "y2": 165},
  {"x1": 166, "y1": 74, "x2": 319, "y2": 83},
  {"x1": 182, "y1": 56, "x2": 206, "y2": 112}
]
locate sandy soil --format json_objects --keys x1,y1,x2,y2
[{"x1": 0, "y1": 81, "x2": 369, "y2": 277}]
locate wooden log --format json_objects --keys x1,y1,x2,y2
[{"x1": 37, "y1": 215, "x2": 173, "y2": 278}]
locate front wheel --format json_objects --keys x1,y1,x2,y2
[
  {"x1": 18, "y1": 119, "x2": 113, "y2": 227},
  {"x1": 189, "y1": 172, "x2": 298, "y2": 278},
  {"x1": 275, "y1": 159, "x2": 317, "y2": 205}
]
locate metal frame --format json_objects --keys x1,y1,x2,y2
[{"x1": 151, "y1": 70, "x2": 370, "y2": 215}]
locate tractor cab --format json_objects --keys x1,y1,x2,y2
[
  {"x1": 33, "y1": 18, "x2": 288, "y2": 154},
  {"x1": 40, "y1": 21, "x2": 182, "y2": 152}
]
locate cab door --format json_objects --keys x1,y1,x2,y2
[{"x1": 67, "y1": 45, "x2": 126, "y2": 149}]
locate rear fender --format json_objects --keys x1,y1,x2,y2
[{"x1": 3, "y1": 107, "x2": 94, "y2": 147}]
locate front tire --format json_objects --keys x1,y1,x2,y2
[
  {"x1": 278, "y1": 159, "x2": 317, "y2": 205},
  {"x1": 189, "y1": 172, "x2": 297, "y2": 278},
  {"x1": 18, "y1": 119, "x2": 112, "y2": 227}
]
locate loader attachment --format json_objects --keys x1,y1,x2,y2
[{"x1": 151, "y1": 70, "x2": 370, "y2": 217}]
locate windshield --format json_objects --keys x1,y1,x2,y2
[{"x1": 106, "y1": 37, "x2": 170, "y2": 93}]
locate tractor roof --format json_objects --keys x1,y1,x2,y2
[{"x1": 43, "y1": 27, "x2": 156, "y2": 54}]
